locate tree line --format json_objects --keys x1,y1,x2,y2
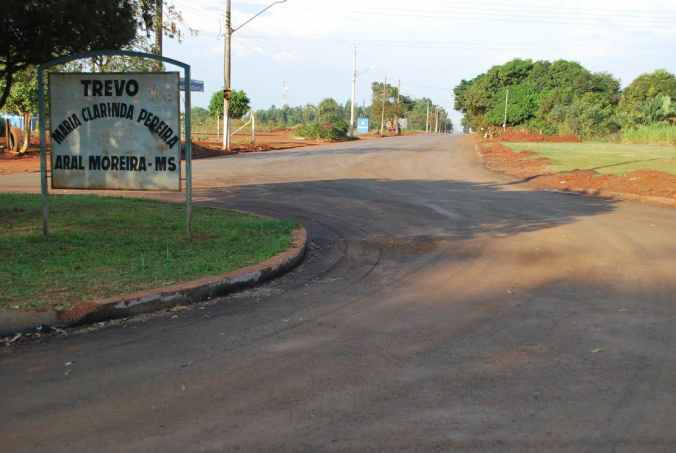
[
  {"x1": 201, "y1": 83, "x2": 452, "y2": 135},
  {"x1": 454, "y1": 58, "x2": 676, "y2": 138}
]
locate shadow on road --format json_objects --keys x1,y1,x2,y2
[{"x1": 194, "y1": 177, "x2": 617, "y2": 243}]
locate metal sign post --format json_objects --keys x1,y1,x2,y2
[{"x1": 38, "y1": 51, "x2": 193, "y2": 241}]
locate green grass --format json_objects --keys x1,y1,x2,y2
[
  {"x1": 502, "y1": 142, "x2": 676, "y2": 176},
  {"x1": 621, "y1": 124, "x2": 676, "y2": 146},
  {"x1": 0, "y1": 194, "x2": 298, "y2": 311}
]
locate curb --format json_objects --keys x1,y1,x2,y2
[{"x1": 0, "y1": 227, "x2": 307, "y2": 338}]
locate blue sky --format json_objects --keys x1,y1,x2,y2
[{"x1": 163, "y1": 0, "x2": 676, "y2": 129}]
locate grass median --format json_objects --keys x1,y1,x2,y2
[
  {"x1": 0, "y1": 194, "x2": 299, "y2": 311},
  {"x1": 502, "y1": 142, "x2": 676, "y2": 176}
]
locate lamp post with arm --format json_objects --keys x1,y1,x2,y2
[
  {"x1": 223, "y1": 0, "x2": 287, "y2": 150},
  {"x1": 349, "y1": 47, "x2": 376, "y2": 138}
]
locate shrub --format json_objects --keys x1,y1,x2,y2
[
  {"x1": 549, "y1": 101, "x2": 619, "y2": 139},
  {"x1": 295, "y1": 117, "x2": 348, "y2": 140}
]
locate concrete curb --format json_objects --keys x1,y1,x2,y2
[{"x1": 0, "y1": 227, "x2": 307, "y2": 338}]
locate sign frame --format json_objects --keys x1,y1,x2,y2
[{"x1": 38, "y1": 50, "x2": 193, "y2": 240}]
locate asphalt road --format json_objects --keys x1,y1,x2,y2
[{"x1": 2, "y1": 134, "x2": 676, "y2": 452}]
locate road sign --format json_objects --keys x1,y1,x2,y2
[
  {"x1": 180, "y1": 78, "x2": 204, "y2": 92},
  {"x1": 49, "y1": 72, "x2": 181, "y2": 191},
  {"x1": 357, "y1": 118, "x2": 369, "y2": 134}
]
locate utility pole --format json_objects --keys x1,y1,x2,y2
[
  {"x1": 435, "y1": 106, "x2": 439, "y2": 133},
  {"x1": 281, "y1": 70, "x2": 287, "y2": 108},
  {"x1": 222, "y1": 0, "x2": 287, "y2": 150},
  {"x1": 426, "y1": 99, "x2": 429, "y2": 133},
  {"x1": 154, "y1": 0, "x2": 163, "y2": 71},
  {"x1": 252, "y1": 109, "x2": 256, "y2": 144},
  {"x1": 223, "y1": 0, "x2": 231, "y2": 150},
  {"x1": 350, "y1": 46, "x2": 356, "y2": 138},
  {"x1": 395, "y1": 79, "x2": 401, "y2": 134},
  {"x1": 380, "y1": 76, "x2": 387, "y2": 136},
  {"x1": 503, "y1": 88, "x2": 509, "y2": 131}
]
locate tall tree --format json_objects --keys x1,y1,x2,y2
[
  {"x1": 369, "y1": 81, "x2": 406, "y2": 132},
  {"x1": 620, "y1": 69, "x2": 676, "y2": 113},
  {"x1": 0, "y1": 0, "x2": 139, "y2": 108}
]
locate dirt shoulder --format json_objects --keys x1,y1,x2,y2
[
  {"x1": 478, "y1": 132, "x2": 676, "y2": 207},
  {"x1": 0, "y1": 129, "x2": 389, "y2": 176}
]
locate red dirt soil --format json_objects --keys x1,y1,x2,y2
[
  {"x1": 487, "y1": 130, "x2": 582, "y2": 143},
  {"x1": 480, "y1": 132, "x2": 676, "y2": 206},
  {"x1": 0, "y1": 129, "x2": 382, "y2": 175}
]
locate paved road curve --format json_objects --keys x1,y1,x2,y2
[{"x1": 2, "y1": 135, "x2": 676, "y2": 452}]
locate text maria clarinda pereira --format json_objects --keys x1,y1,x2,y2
[{"x1": 51, "y1": 103, "x2": 179, "y2": 150}]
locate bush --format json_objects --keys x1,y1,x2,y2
[
  {"x1": 295, "y1": 117, "x2": 348, "y2": 140},
  {"x1": 549, "y1": 101, "x2": 619, "y2": 139}
]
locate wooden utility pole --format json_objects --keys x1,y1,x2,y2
[
  {"x1": 222, "y1": 0, "x2": 286, "y2": 150},
  {"x1": 503, "y1": 88, "x2": 509, "y2": 131},
  {"x1": 252, "y1": 109, "x2": 256, "y2": 144},
  {"x1": 395, "y1": 79, "x2": 401, "y2": 134},
  {"x1": 435, "y1": 106, "x2": 439, "y2": 133},
  {"x1": 350, "y1": 46, "x2": 356, "y2": 138},
  {"x1": 380, "y1": 76, "x2": 387, "y2": 136},
  {"x1": 223, "y1": 0, "x2": 231, "y2": 150}
]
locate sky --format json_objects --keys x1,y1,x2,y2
[{"x1": 162, "y1": 0, "x2": 676, "y2": 130}]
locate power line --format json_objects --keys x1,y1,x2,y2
[
  {"x1": 250, "y1": 6, "x2": 676, "y2": 29},
  {"x1": 235, "y1": 34, "x2": 676, "y2": 51},
  {"x1": 233, "y1": 22, "x2": 353, "y2": 78},
  {"x1": 232, "y1": 0, "x2": 676, "y2": 17}
]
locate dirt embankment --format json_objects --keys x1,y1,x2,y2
[{"x1": 479, "y1": 131, "x2": 676, "y2": 205}]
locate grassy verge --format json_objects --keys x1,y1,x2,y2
[
  {"x1": 0, "y1": 194, "x2": 298, "y2": 311},
  {"x1": 621, "y1": 124, "x2": 676, "y2": 146},
  {"x1": 502, "y1": 142, "x2": 676, "y2": 176}
]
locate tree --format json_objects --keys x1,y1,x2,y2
[
  {"x1": 0, "y1": 0, "x2": 140, "y2": 109},
  {"x1": 369, "y1": 81, "x2": 406, "y2": 133},
  {"x1": 3, "y1": 66, "x2": 38, "y2": 153},
  {"x1": 208, "y1": 89, "x2": 250, "y2": 119},
  {"x1": 302, "y1": 103, "x2": 316, "y2": 122},
  {"x1": 454, "y1": 58, "x2": 621, "y2": 133},
  {"x1": 191, "y1": 107, "x2": 209, "y2": 125},
  {"x1": 549, "y1": 100, "x2": 618, "y2": 138},
  {"x1": 407, "y1": 98, "x2": 432, "y2": 131},
  {"x1": 317, "y1": 98, "x2": 342, "y2": 121},
  {"x1": 620, "y1": 70, "x2": 676, "y2": 113},
  {"x1": 484, "y1": 82, "x2": 538, "y2": 127}
]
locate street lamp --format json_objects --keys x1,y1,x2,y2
[
  {"x1": 223, "y1": 0, "x2": 287, "y2": 150},
  {"x1": 350, "y1": 46, "x2": 376, "y2": 138}
]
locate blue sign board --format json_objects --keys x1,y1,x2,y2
[
  {"x1": 357, "y1": 118, "x2": 369, "y2": 134},
  {"x1": 179, "y1": 78, "x2": 204, "y2": 92},
  {"x1": 1, "y1": 113, "x2": 38, "y2": 130}
]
